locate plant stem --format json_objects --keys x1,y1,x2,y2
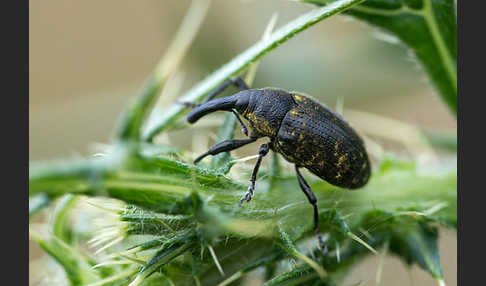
[{"x1": 142, "y1": 0, "x2": 366, "y2": 141}]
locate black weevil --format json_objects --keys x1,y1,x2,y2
[{"x1": 183, "y1": 77, "x2": 371, "y2": 254}]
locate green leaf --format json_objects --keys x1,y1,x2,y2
[
  {"x1": 400, "y1": 221, "x2": 443, "y2": 279},
  {"x1": 30, "y1": 231, "x2": 101, "y2": 285},
  {"x1": 120, "y1": 206, "x2": 196, "y2": 235},
  {"x1": 358, "y1": 210, "x2": 443, "y2": 279},
  {"x1": 114, "y1": 0, "x2": 210, "y2": 141},
  {"x1": 277, "y1": 228, "x2": 327, "y2": 279},
  {"x1": 52, "y1": 194, "x2": 80, "y2": 243},
  {"x1": 300, "y1": 0, "x2": 457, "y2": 113},
  {"x1": 216, "y1": 248, "x2": 285, "y2": 286},
  {"x1": 263, "y1": 264, "x2": 326, "y2": 286},
  {"x1": 29, "y1": 144, "x2": 455, "y2": 284},
  {"x1": 142, "y1": 0, "x2": 367, "y2": 141},
  {"x1": 115, "y1": 76, "x2": 164, "y2": 141},
  {"x1": 129, "y1": 234, "x2": 197, "y2": 286}
]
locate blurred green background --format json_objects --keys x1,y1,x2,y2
[{"x1": 29, "y1": 0, "x2": 456, "y2": 285}]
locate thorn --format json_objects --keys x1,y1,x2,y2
[
  {"x1": 347, "y1": 232, "x2": 377, "y2": 254},
  {"x1": 94, "y1": 236, "x2": 124, "y2": 255},
  {"x1": 375, "y1": 240, "x2": 388, "y2": 286},
  {"x1": 336, "y1": 241, "x2": 341, "y2": 263},
  {"x1": 208, "y1": 245, "x2": 225, "y2": 276}
]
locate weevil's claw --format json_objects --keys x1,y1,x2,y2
[
  {"x1": 316, "y1": 232, "x2": 328, "y2": 256},
  {"x1": 238, "y1": 185, "x2": 254, "y2": 207},
  {"x1": 178, "y1": 100, "x2": 200, "y2": 108},
  {"x1": 241, "y1": 125, "x2": 248, "y2": 137},
  {"x1": 238, "y1": 193, "x2": 251, "y2": 207}
]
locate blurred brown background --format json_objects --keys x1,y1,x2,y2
[{"x1": 29, "y1": 0, "x2": 456, "y2": 285}]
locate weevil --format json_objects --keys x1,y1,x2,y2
[{"x1": 182, "y1": 77, "x2": 371, "y2": 253}]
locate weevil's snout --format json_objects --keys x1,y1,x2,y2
[
  {"x1": 186, "y1": 109, "x2": 201, "y2": 124},
  {"x1": 186, "y1": 94, "x2": 241, "y2": 124}
]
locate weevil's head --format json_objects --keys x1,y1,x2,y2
[{"x1": 237, "y1": 88, "x2": 295, "y2": 138}]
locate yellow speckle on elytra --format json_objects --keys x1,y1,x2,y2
[
  {"x1": 362, "y1": 162, "x2": 367, "y2": 169},
  {"x1": 336, "y1": 154, "x2": 347, "y2": 167},
  {"x1": 335, "y1": 172, "x2": 342, "y2": 179},
  {"x1": 294, "y1": 95, "x2": 302, "y2": 101},
  {"x1": 290, "y1": 110, "x2": 298, "y2": 116}
]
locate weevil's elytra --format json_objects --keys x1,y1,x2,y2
[
  {"x1": 274, "y1": 91, "x2": 370, "y2": 189},
  {"x1": 183, "y1": 77, "x2": 371, "y2": 254}
]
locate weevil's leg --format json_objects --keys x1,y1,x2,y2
[
  {"x1": 239, "y1": 143, "x2": 270, "y2": 207},
  {"x1": 180, "y1": 80, "x2": 234, "y2": 108},
  {"x1": 203, "y1": 77, "x2": 249, "y2": 103},
  {"x1": 231, "y1": 109, "x2": 249, "y2": 136},
  {"x1": 194, "y1": 137, "x2": 257, "y2": 164},
  {"x1": 180, "y1": 101, "x2": 199, "y2": 108},
  {"x1": 295, "y1": 166, "x2": 328, "y2": 255}
]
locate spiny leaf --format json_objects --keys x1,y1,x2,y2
[
  {"x1": 241, "y1": 248, "x2": 286, "y2": 273},
  {"x1": 277, "y1": 228, "x2": 327, "y2": 279},
  {"x1": 402, "y1": 222, "x2": 443, "y2": 279},
  {"x1": 124, "y1": 231, "x2": 199, "y2": 286},
  {"x1": 30, "y1": 149, "x2": 455, "y2": 284},
  {"x1": 29, "y1": 143, "x2": 456, "y2": 238},
  {"x1": 300, "y1": 0, "x2": 457, "y2": 113},
  {"x1": 29, "y1": 144, "x2": 246, "y2": 214},
  {"x1": 130, "y1": 242, "x2": 197, "y2": 286},
  {"x1": 120, "y1": 206, "x2": 196, "y2": 235},
  {"x1": 30, "y1": 230, "x2": 101, "y2": 285},
  {"x1": 263, "y1": 264, "x2": 327, "y2": 286},
  {"x1": 84, "y1": 268, "x2": 138, "y2": 286},
  {"x1": 357, "y1": 210, "x2": 444, "y2": 279},
  {"x1": 29, "y1": 145, "x2": 455, "y2": 284}
]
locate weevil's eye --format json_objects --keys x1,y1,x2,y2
[{"x1": 234, "y1": 92, "x2": 250, "y2": 113}]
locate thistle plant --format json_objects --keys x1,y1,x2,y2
[{"x1": 29, "y1": 0, "x2": 457, "y2": 285}]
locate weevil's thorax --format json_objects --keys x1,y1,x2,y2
[{"x1": 237, "y1": 88, "x2": 295, "y2": 138}]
